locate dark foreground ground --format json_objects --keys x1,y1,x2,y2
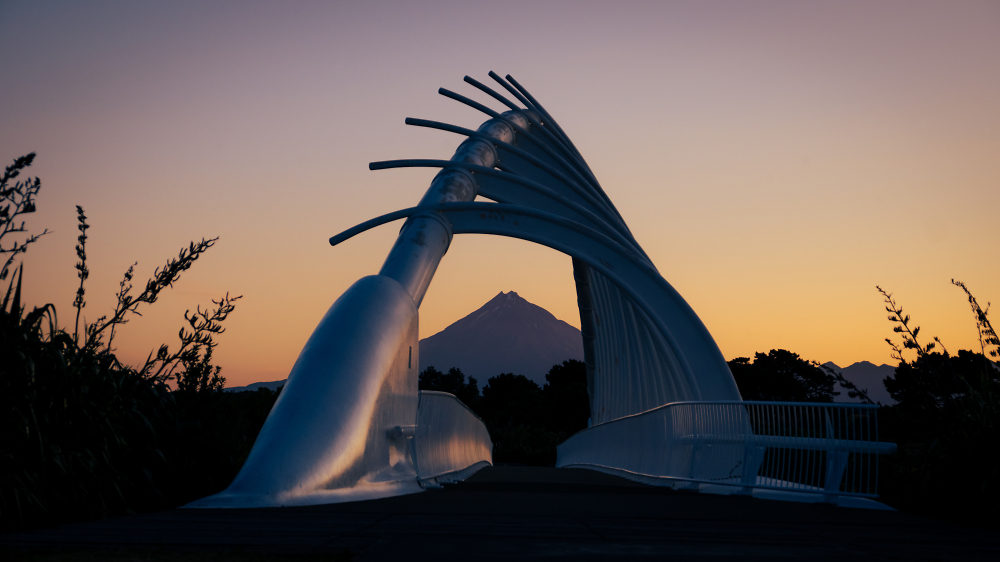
[{"x1": 3, "y1": 466, "x2": 998, "y2": 561}]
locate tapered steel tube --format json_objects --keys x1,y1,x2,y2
[{"x1": 378, "y1": 110, "x2": 530, "y2": 306}]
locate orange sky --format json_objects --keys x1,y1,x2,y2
[{"x1": 2, "y1": 1, "x2": 998, "y2": 387}]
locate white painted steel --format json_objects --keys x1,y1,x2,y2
[
  {"x1": 414, "y1": 391, "x2": 493, "y2": 483},
  {"x1": 378, "y1": 111, "x2": 529, "y2": 306},
  {"x1": 557, "y1": 401, "x2": 895, "y2": 499},
  {"x1": 189, "y1": 275, "x2": 423, "y2": 507},
  {"x1": 188, "y1": 281, "x2": 494, "y2": 508}
]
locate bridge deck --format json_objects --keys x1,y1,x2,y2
[{"x1": 3, "y1": 466, "x2": 998, "y2": 561}]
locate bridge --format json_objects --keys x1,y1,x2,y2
[{"x1": 188, "y1": 72, "x2": 894, "y2": 510}]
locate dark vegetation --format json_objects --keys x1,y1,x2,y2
[
  {"x1": 419, "y1": 349, "x2": 843, "y2": 468},
  {"x1": 419, "y1": 360, "x2": 590, "y2": 466},
  {"x1": 727, "y1": 349, "x2": 839, "y2": 402},
  {"x1": 1, "y1": 154, "x2": 280, "y2": 532},
  {"x1": 874, "y1": 284, "x2": 999, "y2": 529}
]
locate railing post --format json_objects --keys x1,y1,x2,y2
[
  {"x1": 740, "y1": 445, "x2": 767, "y2": 494},
  {"x1": 823, "y1": 451, "x2": 850, "y2": 502}
]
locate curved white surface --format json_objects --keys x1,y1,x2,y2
[
  {"x1": 189, "y1": 275, "x2": 422, "y2": 508},
  {"x1": 415, "y1": 391, "x2": 493, "y2": 482}
]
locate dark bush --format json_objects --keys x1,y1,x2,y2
[
  {"x1": 875, "y1": 284, "x2": 1000, "y2": 529},
  {"x1": 419, "y1": 362, "x2": 591, "y2": 466},
  {"x1": 728, "y1": 349, "x2": 839, "y2": 402},
  {"x1": 0, "y1": 152, "x2": 272, "y2": 532},
  {"x1": 542, "y1": 359, "x2": 589, "y2": 436},
  {"x1": 0, "y1": 276, "x2": 281, "y2": 531},
  {"x1": 1, "y1": 273, "x2": 175, "y2": 530}
]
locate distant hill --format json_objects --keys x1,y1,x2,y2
[
  {"x1": 225, "y1": 291, "x2": 896, "y2": 404},
  {"x1": 419, "y1": 291, "x2": 584, "y2": 386},
  {"x1": 225, "y1": 380, "x2": 286, "y2": 393},
  {"x1": 825, "y1": 361, "x2": 897, "y2": 405},
  {"x1": 228, "y1": 360, "x2": 899, "y2": 403}
]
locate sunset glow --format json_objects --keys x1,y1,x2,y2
[{"x1": 2, "y1": 0, "x2": 998, "y2": 387}]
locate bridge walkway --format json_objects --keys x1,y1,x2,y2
[{"x1": 3, "y1": 466, "x2": 998, "y2": 561}]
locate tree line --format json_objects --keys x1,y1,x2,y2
[
  {"x1": 418, "y1": 348, "x2": 844, "y2": 468},
  {"x1": 418, "y1": 361, "x2": 590, "y2": 466}
]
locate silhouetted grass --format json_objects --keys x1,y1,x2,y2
[
  {"x1": 0, "y1": 266, "x2": 280, "y2": 532},
  {"x1": 1, "y1": 152, "x2": 269, "y2": 532}
]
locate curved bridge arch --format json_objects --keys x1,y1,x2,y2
[
  {"x1": 191, "y1": 71, "x2": 774, "y2": 509},
  {"x1": 329, "y1": 201, "x2": 740, "y2": 404}
]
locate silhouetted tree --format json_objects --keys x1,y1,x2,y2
[
  {"x1": 479, "y1": 373, "x2": 561, "y2": 465},
  {"x1": 543, "y1": 359, "x2": 590, "y2": 434},
  {"x1": 481, "y1": 373, "x2": 546, "y2": 427},
  {"x1": 418, "y1": 366, "x2": 480, "y2": 414},
  {"x1": 728, "y1": 349, "x2": 838, "y2": 402}
]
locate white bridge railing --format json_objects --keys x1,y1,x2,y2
[{"x1": 557, "y1": 401, "x2": 896, "y2": 500}]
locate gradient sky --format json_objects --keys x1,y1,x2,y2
[{"x1": 2, "y1": 1, "x2": 998, "y2": 387}]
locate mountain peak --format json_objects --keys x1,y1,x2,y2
[
  {"x1": 846, "y1": 360, "x2": 887, "y2": 369},
  {"x1": 419, "y1": 291, "x2": 583, "y2": 385},
  {"x1": 488, "y1": 290, "x2": 522, "y2": 302}
]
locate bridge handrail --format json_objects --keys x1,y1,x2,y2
[
  {"x1": 558, "y1": 400, "x2": 894, "y2": 499},
  {"x1": 414, "y1": 391, "x2": 493, "y2": 483}
]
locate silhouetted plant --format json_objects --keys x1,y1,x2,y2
[
  {"x1": 879, "y1": 284, "x2": 999, "y2": 415},
  {"x1": 542, "y1": 359, "x2": 590, "y2": 434},
  {"x1": 0, "y1": 153, "x2": 253, "y2": 532},
  {"x1": 481, "y1": 373, "x2": 547, "y2": 428},
  {"x1": 0, "y1": 153, "x2": 48, "y2": 281},
  {"x1": 727, "y1": 349, "x2": 839, "y2": 402},
  {"x1": 84, "y1": 237, "x2": 220, "y2": 355},
  {"x1": 72, "y1": 206, "x2": 88, "y2": 344},
  {"x1": 142, "y1": 292, "x2": 241, "y2": 387},
  {"x1": 482, "y1": 367, "x2": 591, "y2": 465},
  {"x1": 876, "y1": 282, "x2": 1000, "y2": 529},
  {"x1": 953, "y1": 279, "x2": 999, "y2": 360},
  {"x1": 1, "y1": 268, "x2": 175, "y2": 531},
  {"x1": 419, "y1": 364, "x2": 591, "y2": 466}
]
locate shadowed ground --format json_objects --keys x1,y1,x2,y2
[{"x1": 3, "y1": 466, "x2": 998, "y2": 561}]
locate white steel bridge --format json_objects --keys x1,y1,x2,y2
[{"x1": 189, "y1": 72, "x2": 894, "y2": 510}]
